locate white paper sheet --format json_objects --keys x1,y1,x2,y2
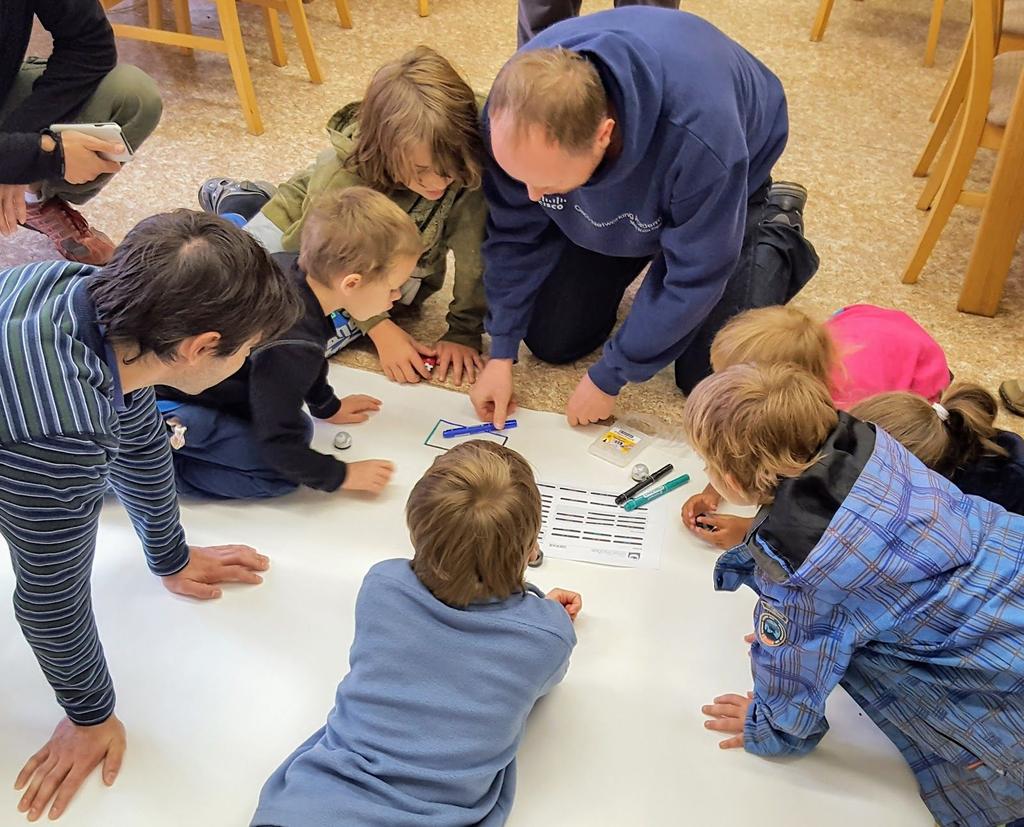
[{"x1": 538, "y1": 481, "x2": 667, "y2": 568}]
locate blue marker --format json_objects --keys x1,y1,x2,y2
[
  {"x1": 442, "y1": 420, "x2": 518, "y2": 438},
  {"x1": 622, "y1": 473, "x2": 690, "y2": 512}
]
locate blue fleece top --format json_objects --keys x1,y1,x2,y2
[
  {"x1": 251, "y1": 559, "x2": 576, "y2": 827},
  {"x1": 481, "y1": 8, "x2": 789, "y2": 394}
]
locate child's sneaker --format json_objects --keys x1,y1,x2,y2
[
  {"x1": 765, "y1": 181, "x2": 808, "y2": 234},
  {"x1": 21, "y1": 198, "x2": 115, "y2": 265},
  {"x1": 198, "y1": 177, "x2": 276, "y2": 221}
]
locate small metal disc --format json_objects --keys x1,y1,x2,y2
[{"x1": 333, "y1": 431, "x2": 353, "y2": 450}]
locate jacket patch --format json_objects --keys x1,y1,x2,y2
[{"x1": 757, "y1": 603, "x2": 789, "y2": 647}]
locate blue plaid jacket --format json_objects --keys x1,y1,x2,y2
[{"x1": 715, "y1": 415, "x2": 1024, "y2": 827}]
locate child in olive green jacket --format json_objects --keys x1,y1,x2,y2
[{"x1": 202, "y1": 47, "x2": 488, "y2": 386}]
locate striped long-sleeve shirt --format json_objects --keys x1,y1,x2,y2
[{"x1": 0, "y1": 261, "x2": 189, "y2": 725}]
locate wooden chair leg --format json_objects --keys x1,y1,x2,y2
[
  {"x1": 333, "y1": 0, "x2": 353, "y2": 28},
  {"x1": 811, "y1": 0, "x2": 836, "y2": 42},
  {"x1": 172, "y1": 0, "x2": 193, "y2": 55},
  {"x1": 928, "y1": 28, "x2": 969, "y2": 126},
  {"x1": 148, "y1": 0, "x2": 162, "y2": 28},
  {"x1": 216, "y1": 0, "x2": 264, "y2": 135},
  {"x1": 903, "y1": 113, "x2": 983, "y2": 283},
  {"x1": 418, "y1": 0, "x2": 429, "y2": 16},
  {"x1": 924, "y1": 0, "x2": 945, "y2": 67},
  {"x1": 915, "y1": 52, "x2": 969, "y2": 177},
  {"x1": 284, "y1": 0, "x2": 323, "y2": 84},
  {"x1": 917, "y1": 106, "x2": 964, "y2": 210},
  {"x1": 263, "y1": 7, "x2": 287, "y2": 67},
  {"x1": 958, "y1": 72, "x2": 1024, "y2": 315}
]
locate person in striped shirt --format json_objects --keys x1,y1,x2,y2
[{"x1": 0, "y1": 210, "x2": 302, "y2": 822}]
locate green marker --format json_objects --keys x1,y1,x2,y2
[{"x1": 622, "y1": 473, "x2": 690, "y2": 512}]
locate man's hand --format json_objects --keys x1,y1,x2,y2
[
  {"x1": 59, "y1": 131, "x2": 123, "y2": 185},
  {"x1": 434, "y1": 341, "x2": 484, "y2": 386},
  {"x1": 546, "y1": 588, "x2": 583, "y2": 622},
  {"x1": 161, "y1": 545, "x2": 270, "y2": 599},
  {"x1": 341, "y1": 459, "x2": 395, "y2": 494},
  {"x1": 702, "y1": 692, "x2": 754, "y2": 749},
  {"x1": 369, "y1": 320, "x2": 437, "y2": 384},
  {"x1": 690, "y1": 513, "x2": 752, "y2": 550},
  {"x1": 680, "y1": 484, "x2": 723, "y2": 529},
  {"x1": 15, "y1": 715, "x2": 125, "y2": 822},
  {"x1": 565, "y1": 373, "x2": 616, "y2": 426},
  {"x1": 0, "y1": 184, "x2": 27, "y2": 235},
  {"x1": 469, "y1": 358, "x2": 517, "y2": 428},
  {"x1": 326, "y1": 395, "x2": 382, "y2": 425}
]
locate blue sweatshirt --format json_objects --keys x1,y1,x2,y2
[
  {"x1": 251, "y1": 559, "x2": 576, "y2": 827},
  {"x1": 481, "y1": 8, "x2": 789, "y2": 394}
]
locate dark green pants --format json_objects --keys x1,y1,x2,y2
[{"x1": 0, "y1": 58, "x2": 162, "y2": 204}]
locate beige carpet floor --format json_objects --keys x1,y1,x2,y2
[{"x1": 2, "y1": 0, "x2": 1021, "y2": 432}]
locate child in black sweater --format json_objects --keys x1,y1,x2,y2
[{"x1": 157, "y1": 188, "x2": 422, "y2": 498}]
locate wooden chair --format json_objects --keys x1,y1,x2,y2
[
  {"x1": 901, "y1": 0, "x2": 1024, "y2": 311},
  {"x1": 958, "y1": 66, "x2": 1024, "y2": 314},
  {"x1": 811, "y1": 0, "x2": 948, "y2": 67},
  {"x1": 102, "y1": 0, "x2": 338, "y2": 136}
]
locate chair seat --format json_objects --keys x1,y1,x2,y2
[
  {"x1": 990, "y1": 50, "x2": 1024, "y2": 126},
  {"x1": 1004, "y1": 0, "x2": 1024, "y2": 34}
]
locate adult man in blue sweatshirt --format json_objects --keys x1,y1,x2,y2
[{"x1": 470, "y1": 8, "x2": 819, "y2": 428}]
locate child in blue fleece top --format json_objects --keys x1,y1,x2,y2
[
  {"x1": 251, "y1": 440, "x2": 581, "y2": 827},
  {"x1": 686, "y1": 363, "x2": 1024, "y2": 827}
]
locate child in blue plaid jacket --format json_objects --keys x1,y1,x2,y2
[{"x1": 684, "y1": 362, "x2": 1024, "y2": 827}]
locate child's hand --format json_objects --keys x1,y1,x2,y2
[
  {"x1": 368, "y1": 320, "x2": 437, "y2": 384},
  {"x1": 546, "y1": 588, "x2": 582, "y2": 622},
  {"x1": 434, "y1": 341, "x2": 485, "y2": 386},
  {"x1": 341, "y1": 459, "x2": 395, "y2": 494},
  {"x1": 691, "y1": 514, "x2": 752, "y2": 550},
  {"x1": 702, "y1": 691, "x2": 754, "y2": 749},
  {"x1": 681, "y1": 483, "x2": 723, "y2": 529},
  {"x1": 327, "y1": 395, "x2": 382, "y2": 425}
]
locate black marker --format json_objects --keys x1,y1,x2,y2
[{"x1": 614, "y1": 463, "x2": 673, "y2": 506}]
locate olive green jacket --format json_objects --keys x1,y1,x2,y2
[{"x1": 260, "y1": 102, "x2": 487, "y2": 350}]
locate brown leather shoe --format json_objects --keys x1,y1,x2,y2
[
  {"x1": 1000, "y1": 379, "x2": 1024, "y2": 417},
  {"x1": 21, "y1": 198, "x2": 115, "y2": 266}
]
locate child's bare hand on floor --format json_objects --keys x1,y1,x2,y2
[
  {"x1": 369, "y1": 320, "x2": 436, "y2": 384},
  {"x1": 342, "y1": 460, "x2": 395, "y2": 494},
  {"x1": 434, "y1": 341, "x2": 484, "y2": 386},
  {"x1": 546, "y1": 588, "x2": 582, "y2": 622},
  {"x1": 691, "y1": 513, "x2": 752, "y2": 550},
  {"x1": 327, "y1": 395, "x2": 382, "y2": 425},
  {"x1": 681, "y1": 484, "x2": 722, "y2": 529},
  {"x1": 702, "y1": 691, "x2": 754, "y2": 749}
]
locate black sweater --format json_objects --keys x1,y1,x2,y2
[
  {"x1": 159, "y1": 254, "x2": 348, "y2": 492},
  {"x1": 1, "y1": 0, "x2": 118, "y2": 184}
]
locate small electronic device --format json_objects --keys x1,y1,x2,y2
[
  {"x1": 695, "y1": 513, "x2": 719, "y2": 532},
  {"x1": 333, "y1": 431, "x2": 352, "y2": 450},
  {"x1": 588, "y1": 422, "x2": 651, "y2": 467},
  {"x1": 49, "y1": 122, "x2": 134, "y2": 163}
]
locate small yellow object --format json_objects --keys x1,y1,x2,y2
[{"x1": 588, "y1": 423, "x2": 651, "y2": 467}]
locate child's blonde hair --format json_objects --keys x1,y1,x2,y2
[
  {"x1": 345, "y1": 46, "x2": 484, "y2": 192},
  {"x1": 710, "y1": 306, "x2": 838, "y2": 389},
  {"x1": 298, "y1": 186, "x2": 423, "y2": 285},
  {"x1": 683, "y1": 363, "x2": 839, "y2": 503},
  {"x1": 407, "y1": 440, "x2": 541, "y2": 608},
  {"x1": 850, "y1": 383, "x2": 1007, "y2": 477}
]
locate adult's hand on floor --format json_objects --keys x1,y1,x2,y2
[
  {"x1": 59, "y1": 131, "x2": 122, "y2": 184},
  {"x1": 162, "y1": 545, "x2": 269, "y2": 599},
  {"x1": 15, "y1": 715, "x2": 125, "y2": 822},
  {"x1": 469, "y1": 359, "x2": 517, "y2": 428},
  {"x1": 434, "y1": 341, "x2": 484, "y2": 386},
  {"x1": 369, "y1": 320, "x2": 436, "y2": 384},
  {"x1": 565, "y1": 374, "x2": 616, "y2": 426},
  {"x1": 0, "y1": 184, "x2": 27, "y2": 235}
]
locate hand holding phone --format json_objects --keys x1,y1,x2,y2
[{"x1": 49, "y1": 123, "x2": 133, "y2": 184}]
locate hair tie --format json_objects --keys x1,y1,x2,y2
[{"x1": 932, "y1": 402, "x2": 950, "y2": 422}]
